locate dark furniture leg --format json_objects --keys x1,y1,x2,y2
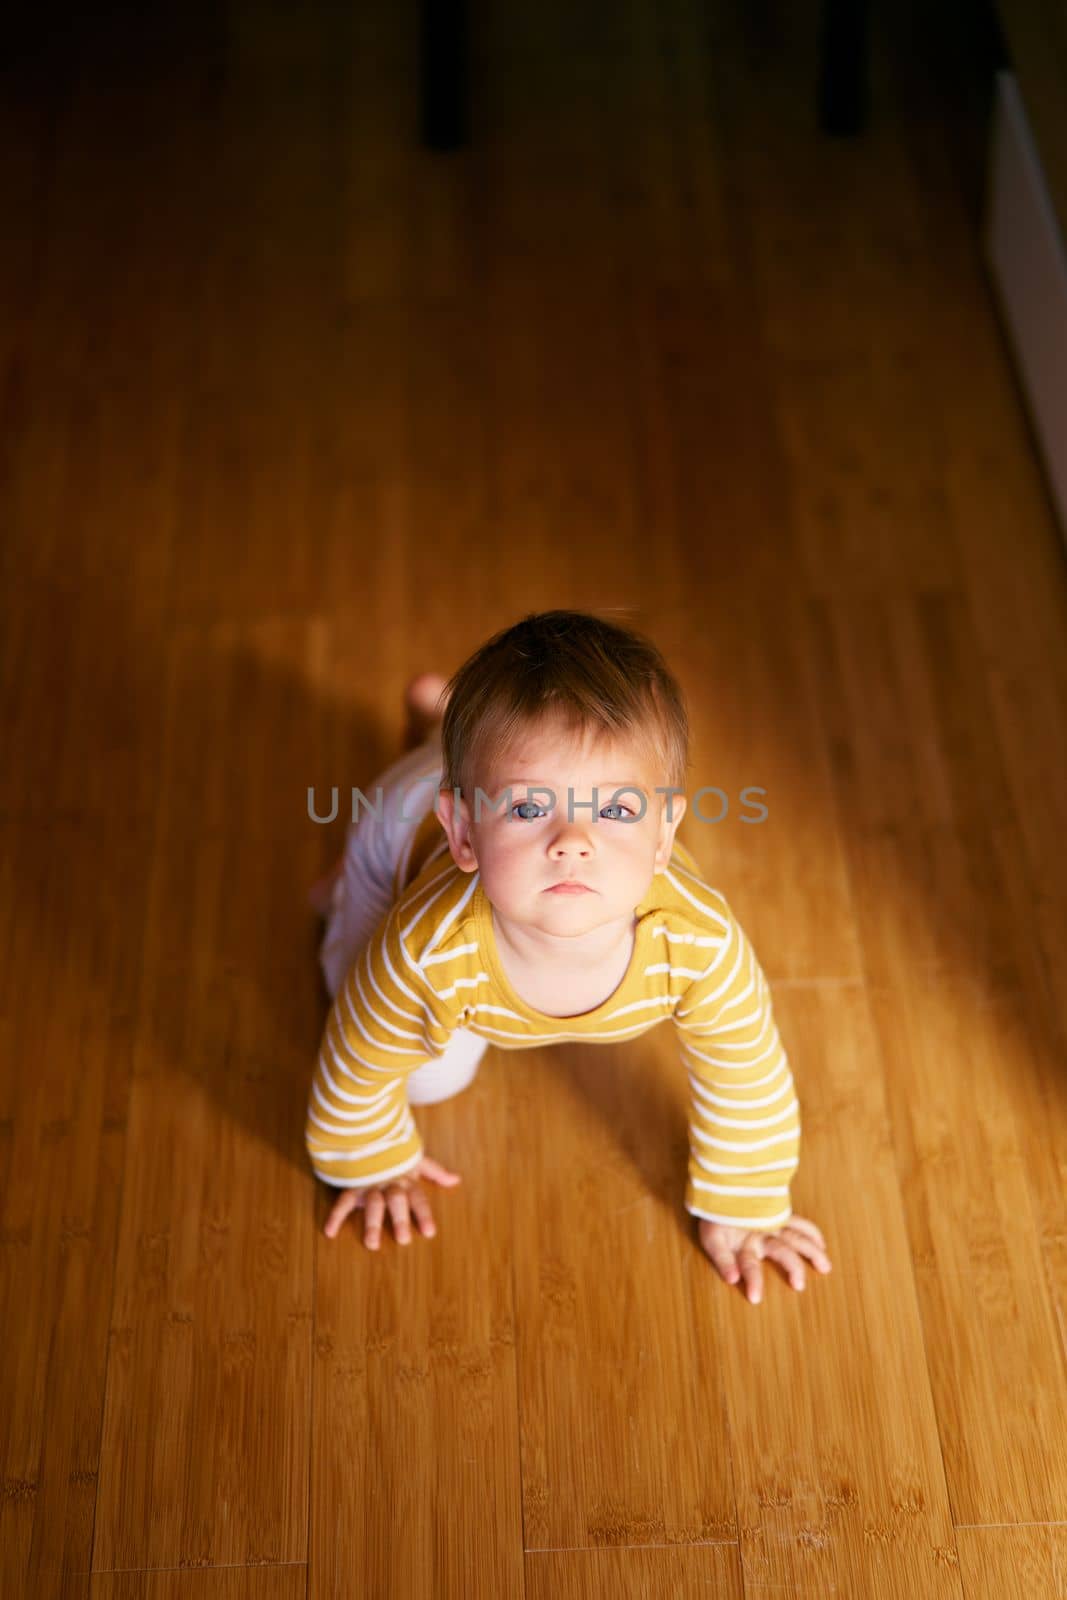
[
  {"x1": 818, "y1": 0, "x2": 871, "y2": 135},
  {"x1": 419, "y1": 0, "x2": 469, "y2": 149}
]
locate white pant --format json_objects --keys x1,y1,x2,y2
[{"x1": 318, "y1": 732, "x2": 488, "y2": 1105}]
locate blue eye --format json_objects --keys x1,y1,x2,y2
[
  {"x1": 512, "y1": 801, "x2": 548, "y2": 821},
  {"x1": 600, "y1": 803, "x2": 635, "y2": 821}
]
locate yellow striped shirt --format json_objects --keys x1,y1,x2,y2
[{"x1": 306, "y1": 812, "x2": 801, "y2": 1231}]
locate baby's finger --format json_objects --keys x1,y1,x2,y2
[
  {"x1": 702, "y1": 1238, "x2": 741, "y2": 1286},
  {"x1": 737, "y1": 1240, "x2": 765, "y2": 1305},
  {"x1": 363, "y1": 1190, "x2": 387, "y2": 1250},
  {"x1": 406, "y1": 1187, "x2": 438, "y2": 1238},
  {"x1": 418, "y1": 1157, "x2": 463, "y2": 1187},
  {"x1": 781, "y1": 1225, "x2": 833, "y2": 1272},
  {"x1": 386, "y1": 1187, "x2": 413, "y2": 1245},
  {"x1": 323, "y1": 1187, "x2": 363, "y2": 1239},
  {"x1": 761, "y1": 1238, "x2": 807, "y2": 1291},
  {"x1": 784, "y1": 1215, "x2": 827, "y2": 1250},
  {"x1": 793, "y1": 1235, "x2": 831, "y2": 1273},
  {"x1": 738, "y1": 1259, "x2": 764, "y2": 1304}
]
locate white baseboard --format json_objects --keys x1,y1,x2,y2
[{"x1": 984, "y1": 69, "x2": 1067, "y2": 550}]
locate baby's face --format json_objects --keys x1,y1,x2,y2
[{"x1": 436, "y1": 723, "x2": 687, "y2": 943}]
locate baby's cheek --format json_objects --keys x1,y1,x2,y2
[{"x1": 478, "y1": 853, "x2": 524, "y2": 904}]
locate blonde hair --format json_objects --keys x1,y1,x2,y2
[{"x1": 438, "y1": 609, "x2": 690, "y2": 803}]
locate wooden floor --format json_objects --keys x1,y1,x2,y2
[{"x1": 3, "y1": 0, "x2": 1067, "y2": 1594}]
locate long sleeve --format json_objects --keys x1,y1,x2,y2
[
  {"x1": 305, "y1": 899, "x2": 460, "y2": 1189},
  {"x1": 673, "y1": 898, "x2": 801, "y2": 1230}
]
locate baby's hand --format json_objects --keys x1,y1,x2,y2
[
  {"x1": 322, "y1": 1156, "x2": 462, "y2": 1249},
  {"x1": 698, "y1": 1213, "x2": 832, "y2": 1304}
]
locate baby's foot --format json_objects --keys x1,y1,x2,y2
[{"x1": 402, "y1": 672, "x2": 450, "y2": 751}]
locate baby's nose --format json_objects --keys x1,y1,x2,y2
[{"x1": 551, "y1": 837, "x2": 592, "y2": 854}]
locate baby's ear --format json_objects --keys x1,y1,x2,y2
[
  {"x1": 435, "y1": 785, "x2": 479, "y2": 872},
  {"x1": 654, "y1": 789, "x2": 687, "y2": 865}
]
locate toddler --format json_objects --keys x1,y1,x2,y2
[{"x1": 305, "y1": 610, "x2": 832, "y2": 1305}]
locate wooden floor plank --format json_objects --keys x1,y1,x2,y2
[
  {"x1": 93, "y1": 838, "x2": 318, "y2": 1567},
  {"x1": 525, "y1": 1542, "x2": 744, "y2": 1597},
  {"x1": 696, "y1": 985, "x2": 964, "y2": 1595},
  {"x1": 673, "y1": 595, "x2": 865, "y2": 985},
  {"x1": 93, "y1": 1571, "x2": 305, "y2": 1599},
  {"x1": 508, "y1": 1030, "x2": 737, "y2": 1553},
  {"x1": 842, "y1": 825, "x2": 1067, "y2": 1523},
  {"x1": 310, "y1": 1062, "x2": 525, "y2": 1599},
  {"x1": 0, "y1": 819, "x2": 152, "y2": 1590},
  {"x1": 955, "y1": 1526, "x2": 1067, "y2": 1600}
]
